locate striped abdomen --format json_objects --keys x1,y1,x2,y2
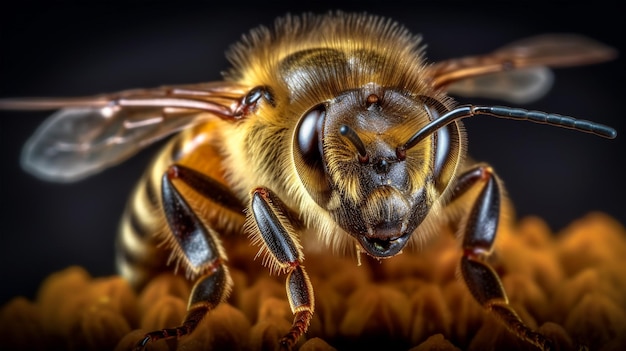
[{"x1": 115, "y1": 121, "x2": 246, "y2": 290}]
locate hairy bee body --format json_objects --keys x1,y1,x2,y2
[
  {"x1": 223, "y1": 13, "x2": 465, "y2": 258},
  {"x1": 118, "y1": 13, "x2": 464, "y2": 287}
]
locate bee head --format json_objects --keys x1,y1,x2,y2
[{"x1": 292, "y1": 86, "x2": 447, "y2": 258}]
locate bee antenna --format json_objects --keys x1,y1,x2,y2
[
  {"x1": 397, "y1": 105, "x2": 617, "y2": 157},
  {"x1": 340, "y1": 125, "x2": 369, "y2": 163}
]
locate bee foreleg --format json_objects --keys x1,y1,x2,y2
[
  {"x1": 135, "y1": 166, "x2": 234, "y2": 349},
  {"x1": 456, "y1": 165, "x2": 553, "y2": 351},
  {"x1": 249, "y1": 187, "x2": 314, "y2": 351}
]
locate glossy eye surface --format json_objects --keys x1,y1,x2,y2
[
  {"x1": 419, "y1": 96, "x2": 453, "y2": 178},
  {"x1": 295, "y1": 104, "x2": 326, "y2": 167},
  {"x1": 293, "y1": 103, "x2": 331, "y2": 207}
]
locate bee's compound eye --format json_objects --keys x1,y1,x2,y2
[
  {"x1": 296, "y1": 104, "x2": 326, "y2": 167},
  {"x1": 293, "y1": 103, "x2": 330, "y2": 206}
]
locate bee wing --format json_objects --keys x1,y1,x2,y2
[
  {"x1": 1, "y1": 82, "x2": 250, "y2": 182},
  {"x1": 428, "y1": 34, "x2": 617, "y2": 103}
]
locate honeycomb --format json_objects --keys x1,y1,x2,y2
[{"x1": 2, "y1": 213, "x2": 625, "y2": 350}]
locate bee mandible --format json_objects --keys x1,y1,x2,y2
[{"x1": 0, "y1": 12, "x2": 617, "y2": 351}]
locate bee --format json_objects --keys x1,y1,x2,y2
[{"x1": 0, "y1": 11, "x2": 617, "y2": 351}]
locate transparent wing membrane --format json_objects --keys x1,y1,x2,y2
[
  {"x1": 1, "y1": 82, "x2": 250, "y2": 182},
  {"x1": 428, "y1": 34, "x2": 617, "y2": 92}
]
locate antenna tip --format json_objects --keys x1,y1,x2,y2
[
  {"x1": 606, "y1": 128, "x2": 617, "y2": 139},
  {"x1": 595, "y1": 125, "x2": 617, "y2": 139}
]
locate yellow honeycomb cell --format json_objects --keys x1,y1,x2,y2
[{"x1": 1, "y1": 213, "x2": 625, "y2": 350}]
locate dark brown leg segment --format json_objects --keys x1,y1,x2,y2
[
  {"x1": 250, "y1": 188, "x2": 314, "y2": 350},
  {"x1": 454, "y1": 165, "x2": 553, "y2": 351},
  {"x1": 136, "y1": 165, "x2": 238, "y2": 349}
]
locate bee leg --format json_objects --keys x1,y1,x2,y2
[
  {"x1": 136, "y1": 165, "x2": 235, "y2": 349},
  {"x1": 250, "y1": 187, "x2": 314, "y2": 351},
  {"x1": 454, "y1": 165, "x2": 553, "y2": 351}
]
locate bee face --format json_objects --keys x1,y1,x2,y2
[{"x1": 293, "y1": 84, "x2": 443, "y2": 257}]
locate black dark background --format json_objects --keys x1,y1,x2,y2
[{"x1": 1, "y1": 2, "x2": 624, "y2": 306}]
